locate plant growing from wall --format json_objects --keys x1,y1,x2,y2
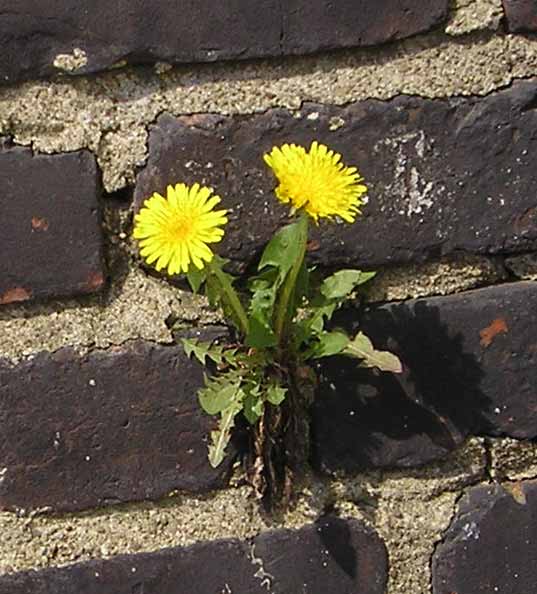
[{"x1": 133, "y1": 141, "x2": 402, "y2": 506}]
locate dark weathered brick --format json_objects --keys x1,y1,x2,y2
[
  {"x1": 282, "y1": 0, "x2": 448, "y2": 54},
  {"x1": 0, "y1": 0, "x2": 448, "y2": 83},
  {"x1": 503, "y1": 0, "x2": 537, "y2": 32},
  {"x1": 135, "y1": 80, "x2": 537, "y2": 271},
  {"x1": 254, "y1": 516, "x2": 388, "y2": 593},
  {"x1": 313, "y1": 281, "x2": 537, "y2": 473},
  {"x1": 0, "y1": 146, "x2": 104, "y2": 305},
  {"x1": 432, "y1": 481, "x2": 537, "y2": 594},
  {"x1": 0, "y1": 338, "x2": 234, "y2": 512},
  {"x1": 0, "y1": 517, "x2": 387, "y2": 594}
]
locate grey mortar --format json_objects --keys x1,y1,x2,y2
[
  {"x1": 0, "y1": 3, "x2": 534, "y2": 591},
  {"x1": 0, "y1": 438, "x2": 487, "y2": 594},
  {"x1": 366, "y1": 255, "x2": 506, "y2": 303},
  {"x1": 446, "y1": 0, "x2": 504, "y2": 35},
  {"x1": 489, "y1": 437, "x2": 537, "y2": 481},
  {"x1": 505, "y1": 254, "x2": 537, "y2": 281},
  {"x1": 1, "y1": 250, "x2": 506, "y2": 362},
  {"x1": 1, "y1": 31, "x2": 537, "y2": 192}
]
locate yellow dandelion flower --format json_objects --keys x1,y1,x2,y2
[
  {"x1": 264, "y1": 141, "x2": 367, "y2": 223},
  {"x1": 133, "y1": 183, "x2": 228, "y2": 276}
]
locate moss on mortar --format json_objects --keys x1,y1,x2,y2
[{"x1": 1, "y1": 32, "x2": 537, "y2": 191}]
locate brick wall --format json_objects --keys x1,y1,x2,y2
[{"x1": 1, "y1": 1, "x2": 537, "y2": 592}]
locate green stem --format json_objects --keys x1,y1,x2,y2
[
  {"x1": 273, "y1": 215, "x2": 309, "y2": 347},
  {"x1": 208, "y1": 259, "x2": 249, "y2": 337}
]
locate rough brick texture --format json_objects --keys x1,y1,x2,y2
[
  {"x1": 0, "y1": 517, "x2": 388, "y2": 594},
  {"x1": 433, "y1": 481, "x2": 537, "y2": 594},
  {"x1": 0, "y1": 338, "x2": 234, "y2": 512},
  {"x1": 135, "y1": 80, "x2": 537, "y2": 271},
  {"x1": 0, "y1": 0, "x2": 448, "y2": 83},
  {"x1": 313, "y1": 281, "x2": 537, "y2": 473},
  {"x1": 503, "y1": 0, "x2": 537, "y2": 31},
  {"x1": 0, "y1": 145, "x2": 104, "y2": 305}
]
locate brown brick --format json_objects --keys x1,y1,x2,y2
[
  {"x1": 0, "y1": 337, "x2": 234, "y2": 512},
  {"x1": 0, "y1": 517, "x2": 387, "y2": 594},
  {"x1": 0, "y1": 0, "x2": 449, "y2": 83},
  {"x1": 433, "y1": 481, "x2": 537, "y2": 594},
  {"x1": 313, "y1": 282, "x2": 537, "y2": 473},
  {"x1": 135, "y1": 80, "x2": 537, "y2": 271},
  {"x1": 503, "y1": 0, "x2": 537, "y2": 32},
  {"x1": 0, "y1": 146, "x2": 105, "y2": 305}
]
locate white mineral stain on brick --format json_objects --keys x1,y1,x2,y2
[
  {"x1": 2, "y1": 34, "x2": 537, "y2": 192},
  {"x1": 462, "y1": 521, "x2": 480, "y2": 540},
  {"x1": 328, "y1": 116, "x2": 345, "y2": 131},
  {"x1": 250, "y1": 543, "x2": 274, "y2": 591},
  {"x1": 0, "y1": 468, "x2": 7, "y2": 485},
  {"x1": 380, "y1": 131, "x2": 442, "y2": 218}
]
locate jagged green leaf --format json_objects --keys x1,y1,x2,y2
[
  {"x1": 266, "y1": 383, "x2": 287, "y2": 406},
  {"x1": 208, "y1": 398, "x2": 243, "y2": 468},
  {"x1": 243, "y1": 392, "x2": 265, "y2": 424},
  {"x1": 181, "y1": 338, "x2": 238, "y2": 367},
  {"x1": 320, "y1": 270, "x2": 376, "y2": 300},
  {"x1": 181, "y1": 338, "x2": 219, "y2": 365},
  {"x1": 199, "y1": 378, "x2": 241, "y2": 415},
  {"x1": 307, "y1": 330, "x2": 350, "y2": 359},
  {"x1": 344, "y1": 331, "x2": 403, "y2": 373},
  {"x1": 186, "y1": 267, "x2": 206, "y2": 293}
]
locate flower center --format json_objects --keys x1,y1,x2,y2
[{"x1": 169, "y1": 215, "x2": 195, "y2": 241}]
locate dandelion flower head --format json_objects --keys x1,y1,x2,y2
[
  {"x1": 264, "y1": 141, "x2": 367, "y2": 223},
  {"x1": 133, "y1": 183, "x2": 227, "y2": 276}
]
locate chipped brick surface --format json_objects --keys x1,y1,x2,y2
[
  {"x1": 503, "y1": 0, "x2": 537, "y2": 31},
  {"x1": 0, "y1": 0, "x2": 449, "y2": 83},
  {"x1": 0, "y1": 146, "x2": 104, "y2": 305},
  {"x1": 313, "y1": 282, "x2": 537, "y2": 473},
  {"x1": 0, "y1": 517, "x2": 387, "y2": 594},
  {"x1": 135, "y1": 80, "x2": 537, "y2": 271},
  {"x1": 0, "y1": 338, "x2": 233, "y2": 512},
  {"x1": 432, "y1": 481, "x2": 537, "y2": 594}
]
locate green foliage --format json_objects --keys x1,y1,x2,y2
[
  {"x1": 181, "y1": 216, "x2": 402, "y2": 468},
  {"x1": 246, "y1": 218, "x2": 308, "y2": 348},
  {"x1": 306, "y1": 330, "x2": 349, "y2": 359},
  {"x1": 186, "y1": 267, "x2": 206, "y2": 294},
  {"x1": 181, "y1": 337, "x2": 237, "y2": 367},
  {"x1": 343, "y1": 331, "x2": 403, "y2": 374},
  {"x1": 320, "y1": 269, "x2": 376, "y2": 300}
]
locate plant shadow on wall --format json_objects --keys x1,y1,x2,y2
[
  {"x1": 132, "y1": 141, "x2": 406, "y2": 510},
  {"x1": 312, "y1": 299, "x2": 492, "y2": 474}
]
